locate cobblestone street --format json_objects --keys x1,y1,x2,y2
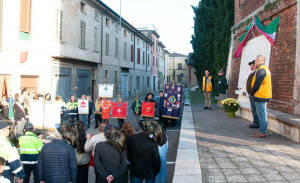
[{"x1": 192, "y1": 103, "x2": 300, "y2": 183}]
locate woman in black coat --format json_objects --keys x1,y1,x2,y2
[{"x1": 94, "y1": 125, "x2": 127, "y2": 183}]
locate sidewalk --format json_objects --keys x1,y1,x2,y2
[{"x1": 192, "y1": 104, "x2": 300, "y2": 183}]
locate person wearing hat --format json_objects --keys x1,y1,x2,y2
[
  {"x1": 18, "y1": 123, "x2": 43, "y2": 183},
  {"x1": 246, "y1": 60, "x2": 260, "y2": 129},
  {"x1": 217, "y1": 68, "x2": 228, "y2": 108},
  {"x1": 0, "y1": 121, "x2": 26, "y2": 183}
]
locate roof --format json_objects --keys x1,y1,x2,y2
[
  {"x1": 92, "y1": 0, "x2": 153, "y2": 44},
  {"x1": 169, "y1": 52, "x2": 187, "y2": 57},
  {"x1": 158, "y1": 41, "x2": 166, "y2": 48}
]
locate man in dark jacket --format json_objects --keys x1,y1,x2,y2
[
  {"x1": 217, "y1": 69, "x2": 228, "y2": 108},
  {"x1": 127, "y1": 121, "x2": 161, "y2": 183},
  {"x1": 246, "y1": 60, "x2": 260, "y2": 129},
  {"x1": 38, "y1": 124, "x2": 77, "y2": 183},
  {"x1": 157, "y1": 91, "x2": 166, "y2": 130}
]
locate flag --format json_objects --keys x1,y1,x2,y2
[
  {"x1": 8, "y1": 97, "x2": 14, "y2": 120},
  {"x1": 112, "y1": 102, "x2": 127, "y2": 119},
  {"x1": 254, "y1": 16, "x2": 280, "y2": 45},
  {"x1": 234, "y1": 16, "x2": 280, "y2": 58},
  {"x1": 141, "y1": 102, "x2": 155, "y2": 118},
  {"x1": 134, "y1": 96, "x2": 141, "y2": 115}
]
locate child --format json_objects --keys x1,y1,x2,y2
[{"x1": 0, "y1": 157, "x2": 10, "y2": 183}]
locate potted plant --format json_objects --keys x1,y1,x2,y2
[{"x1": 221, "y1": 98, "x2": 240, "y2": 118}]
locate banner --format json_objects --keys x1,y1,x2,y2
[
  {"x1": 78, "y1": 99, "x2": 89, "y2": 114},
  {"x1": 111, "y1": 102, "x2": 127, "y2": 119},
  {"x1": 99, "y1": 84, "x2": 114, "y2": 98},
  {"x1": 101, "y1": 99, "x2": 111, "y2": 120},
  {"x1": 162, "y1": 84, "x2": 183, "y2": 119},
  {"x1": 141, "y1": 102, "x2": 155, "y2": 117}
]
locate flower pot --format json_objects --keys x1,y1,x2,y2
[{"x1": 227, "y1": 111, "x2": 236, "y2": 118}]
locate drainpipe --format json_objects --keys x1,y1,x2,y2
[{"x1": 100, "y1": 12, "x2": 104, "y2": 67}]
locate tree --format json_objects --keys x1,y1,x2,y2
[{"x1": 191, "y1": 0, "x2": 234, "y2": 90}]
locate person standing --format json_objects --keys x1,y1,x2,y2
[
  {"x1": 94, "y1": 125, "x2": 127, "y2": 183},
  {"x1": 18, "y1": 123, "x2": 43, "y2": 183},
  {"x1": 131, "y1": 96, "x2": 141, "y2": 122},
  {"x1": 101, "y1": 98, "x2": 111, "y2": 124},
  {"x1": 246, "y1": 60, "x2": 260, "y2": 129},
  {"x1": 157, "y1": 91, "x2": 166, "y2": 130},
  {"x1": 116, "y1": 94, "x2": 125, "y2": 129},
  {"x1": 127, "y1": 120, "x2": 161, "y2": 183},
  {"x1": 67, "y1": 95, "x2": 78, "y2": 125},
  {"x1": 0, "y1": 121, "x2": 26, "y2": 183},
  {"x1": 250, "y1": 55, "x2": 272, "y2": 138},
  {"x1": 217, "y1": 69, "x2": 228, "y2": 108},
  {"x1": 75, "y1": 122, "x2": 90, "y2": 183},
  {"x1": 79, "y1": 95, "x2": 89, "y2": 129},
  {"x1": 202, "y1": 69, "x2": 213, "y2": 110},
  {"x1": 0, "y1": 96, "x2": 9, "y2": 120},
  {"x1": 38, "y1": 124, "x2": 77, "y2": 183},
  {"x1": 13, "y1": 93, "x2": 26, "y2": 138},
  {"x1": 94, "y1": 97, "x2": 102, "y2": 129},
  {"x1": 87, "y1": 96, "x2": 93, "y2": 129},
  {"x1": 0, "y1": 157, "x2": 11, "y2": 183}
]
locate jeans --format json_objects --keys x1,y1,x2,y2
[
  {"x1": 132, "y1": 176, "x2": 156, "y2": 183},
  {"x1": 204, "y1": 92, "x2": 212, "y2": 107},
  {"x1": 77, "y1": 163, "x2": 89, "y2": 183},
  {"x1": 24, "y1": 164, "x2": 39, "y2": 183},
  {"x1": 255, "y1": 101, "x2": 268, "y2": 134},
  {"x1": 249, "y1": 96, "x2": 259, "y2": 127},
  {"x1": 156, "y1": 141, "x2": 168, "y2": 183},
  {"x1": 94, "y1": 114, "x2": 102, "y2": 128},
  {"x1": 79, "y1": 114, "x2": 88, "y2": 129},
  {"x1": 117, "y1": 118, "x2": 125, "y2": 129}
]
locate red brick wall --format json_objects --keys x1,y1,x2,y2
[
  {"x1": 229, "y1": 0, "x2": 297, "y2": 114},
  {"x1": 235, "y1": 0, "x2": 265, "y2": 24}
]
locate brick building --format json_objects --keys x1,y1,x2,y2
[{"x1": 226, "y1": 0, "x2": 300, "y2": 141}]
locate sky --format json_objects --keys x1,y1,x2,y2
[{"x1": 100, "y1": 0, "x2": 199, "y2": 55}]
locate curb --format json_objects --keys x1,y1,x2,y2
[{"x1": 173, "y1": 104, "x2": 202, "y2": 183}]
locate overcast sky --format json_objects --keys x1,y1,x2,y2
[{"x1": 100, "y1": 0, "x2": 199, "y2": 55}]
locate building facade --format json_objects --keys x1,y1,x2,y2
[
  {"x1": 226, "y1": 0, "x2": 300, "y2": 141},
  {"x1": 158, "y1": 41, "x2": 166, "y2": 91},
  {"x1": 167, "y1": 52, "x2": 188, "y2": 86}
]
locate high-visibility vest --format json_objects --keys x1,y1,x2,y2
[
  {"x1": 251, "y1": 65, "x2": 272, "y2": 99},
  {"x1": 18, "y1": 132, "x2": 43, "y2": 165},
  {"x1": 202, "y1": 76, "x2": 213, "y2": 92}
]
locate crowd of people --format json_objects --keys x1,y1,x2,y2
[{"x1": 0, "y1": 90, "x2": 170, "y2": 183}]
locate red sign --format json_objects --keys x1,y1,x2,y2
[
  {"x1": 112, "y1": 102, "x2": 127, "y2": 119},
  {"x1": 101, "y1": 99, "x2": 111, "y2": 120},
  {"x1": 141, "y1": 102, "x2": 155, "y2": 117}
]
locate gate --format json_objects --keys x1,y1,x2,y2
[
  {"x1": 76, "y1": 68, "x2": 91, "y2": 98},
  {"x1": 121, "y1": 73, "x2": 129, "y2": 99},
  {"x1": 52, "y1": 66, "x2": 72, "y2": 102}
]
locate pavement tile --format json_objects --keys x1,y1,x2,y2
[
  {"x1": 243, "y1": 174, "x2": 267, "y2": 182},
  {"x1": 225, "y1": 174, "x2": 248, "y2": 183},
  {"x1": 234, "y1": 161, "x2": 254, "y2": 168},
  {"x1": 257, "y1": 166, "x2": 279, "y2": 174},
  {"x1": 201, "y1": 161, "x2": 219, "y2": 169},
  {"x1": 274, "y1": 166, "x2": 296, "y2": 173},
  {"x1": 281, "y1": 172, "x2": 300, "y2": 181},
  {"x1": 222, "y1": 168, "x2": 242, "y2": 176},
  {"x1": 206, "y1": 168, "x2": 224, "y2": 176},
  {"x1": 207, "y1": 175, "x2": 228, "y2": 183},
  {"x1": 239, "y1": 167, "x2": 260, "y2": 175},
  {"x1": 249, "y1": 160, "x2": 271, "y2": 167},
  {"x1": 218, "y1": 162, "x2": 237, "y2": 169},
  {"x1": 215, "y1": 157, "x2": 232, "y2": 164},
  {"x1": 231, "y1": 157, "x2": 249, "y2": 163},
  {"x1": 263, "y1": 173, "x2": 287, "y2": 181}
]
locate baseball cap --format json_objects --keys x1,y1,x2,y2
[{"x1": 248, "y1": 60, "x2": 255, "y2": 65}]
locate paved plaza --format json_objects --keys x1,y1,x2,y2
[{"x1": 192, "y1": 104, "x2": 300, "y2": 183}]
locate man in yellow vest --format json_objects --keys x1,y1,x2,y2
[
  {"x1": 202, "y1": 69, "x2": 213, "y2": 110},
  {"x1": 250, "y1": 55, "x2": 272, "y2": 138}
]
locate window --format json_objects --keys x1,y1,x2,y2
[
  {"x1": 56, "y1": 9, "x2": 63, "y2": 41},
  {"x1": 106, "y1": 18, "x2": 110, "y2": 27},
  {"x1": 115, "y1": 71, "x2": 118, "y2": 92},
  {"x1": 147, "y1": 54, "x2": 150, "y2": 66},
  {"x1": 130, "y1": 34, "x2": 133, "y2": 41},
  {"x1": 80, "y1": 2, "x2": 86, "y2": 14},
  {"x1": 105, "y1": 33, "x2": 109, "y2": 55},
  {"x1": 124, "y1": 30, "x2": 127, "y2": 37},
  {"x1": 94, "y1": 27, "x2": 99, "y2": 52},
  {"x1": 20, "y1": 0, "x2": 32, "y2": 33},
  {"x1": 143, "y1": 51, "x2": 145, "y2": 65},
  {"x1": 80, "y1": 20, "x2": 86, "y2": 48},
  {"x1": 153, "y1": 56, "x2": 155, "y2": 66},
  {"x1": 136, "y1": 76, "x2": 140, "y2": 89},
  {"x1": 137, "y1": 48, "x2": 140, "y2": 64},
  {"x1": 95, "y1": 9, "x2": 99, "y2": 21},
  {"x1": 156, "y1": 59, "x2": 158, "y2": 67},
  {"x1": 115, "y1": 23, "x2": 119, "y2": 33},
  {"x1": 115, "y1": 38, "x2": 119, "y2": 58},
  {"x1": 137, "y1": 39, "x2": 140, "y2": 45},
  {"x1": 130, "y1": 45, "x2": 134, "y2": 62},
  {"x1": 178, "y1": 63, "x2": 183, "y2": 70},
  {"x1": 105, "y1": 70, "x2": 108, "y2": 83},
  {"x1": 153, "y1": 76, "x2": 156, "y2": 91},
  {"x1": 123, "y1": 42, "x2": 127, "y2": 60},
  {"x1": 147, "y1": 77, "x2": 150, "y2": 87}
]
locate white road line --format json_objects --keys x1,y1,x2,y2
[{"x1": 167, "y1": 161, "x2": 176, "y2": 165}]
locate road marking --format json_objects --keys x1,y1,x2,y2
[
  {"x1": 167, "y1": 130, "x2": 180, "y2": 132},
  {"x1": 167, "y1": 161, "x2": 176, "y2": 165}
]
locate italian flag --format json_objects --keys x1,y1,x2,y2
[{"x1": 234, "y1": 16, "x2": 280, "y2": 58}]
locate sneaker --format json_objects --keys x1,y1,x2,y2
[
  {"x1": 249, "y1": 124, "x2": 259, "y2": 128},
  {"x1": 203, "y1": 106, "x2": 208, "y2": 110}
]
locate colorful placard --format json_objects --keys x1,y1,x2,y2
[
  {"x1": 141, "y1": 102, "x2": 155, "y2": 118},
  {"x1": 162, "y1": 84, "x2": 183, "y2": 119},
  {"x1": 112, "y1": 102, "x2": 127, "y2": 119},
  {"x1": 78, "y1": 99, "x2": 89, "y2": 114},
  {"x1": 99, "y1": 84, "x2": 114, "y2": 98}
]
